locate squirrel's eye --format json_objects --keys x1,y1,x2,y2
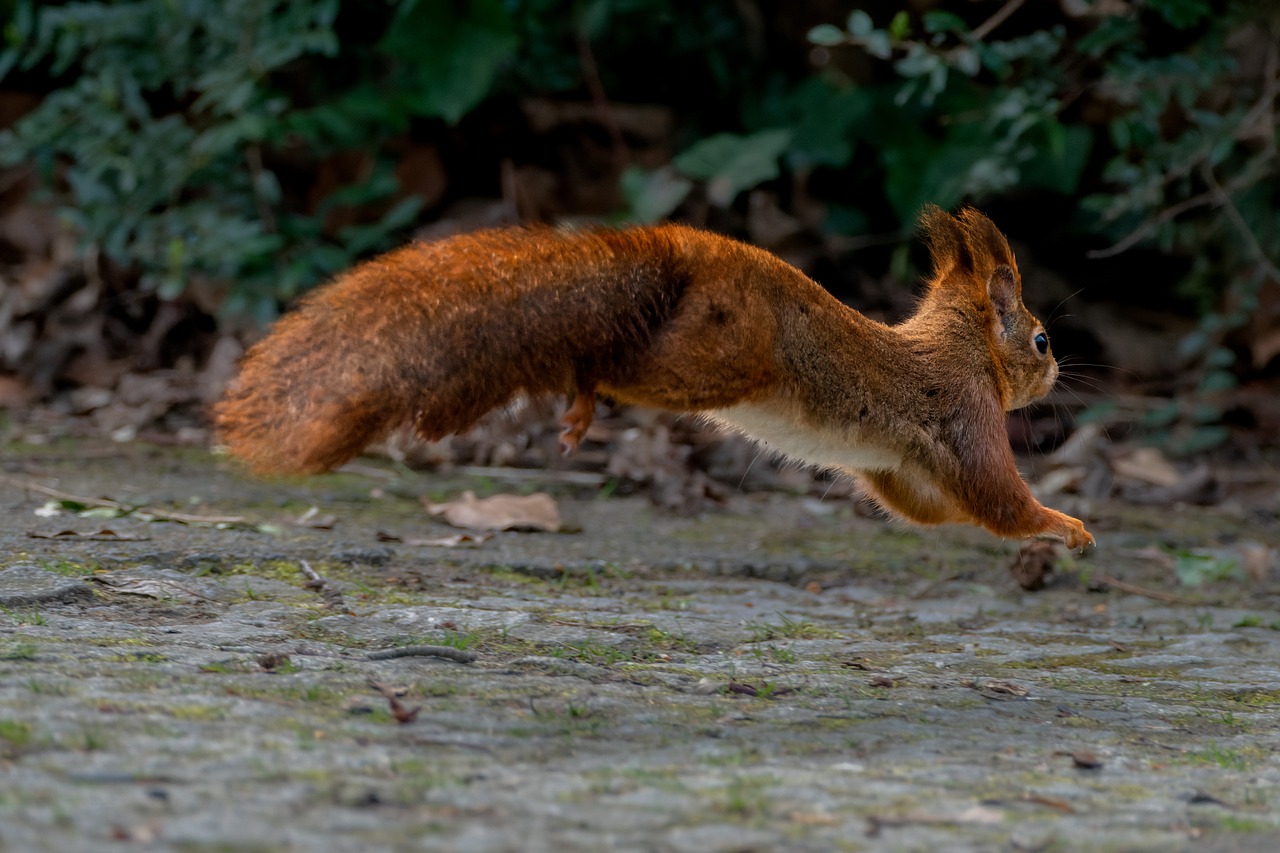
[{"x1": 1033, "y1": 332, "x2": 1049, "y2": 355}]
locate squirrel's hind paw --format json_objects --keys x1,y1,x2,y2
[{"x1": 559, "y1": 388, "x2": 597, "y2": 455}]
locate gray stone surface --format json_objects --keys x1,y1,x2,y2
[
  {"x1": 0, "y1": 441, "x2": 1278, "y2": 851},
  {"x1": 0, "y1": 562, "x2": 94, "y2": 606}
]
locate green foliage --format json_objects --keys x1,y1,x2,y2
[
  {"x1": 674, "y1": 129, "x2": 793, "y2": 207},
  {"x1": 2, "y1": 0, "x2": 768, "y2": 317},
  {"x1": 381, "y1": 0, "x2": 518, "y2": 125},
  {"x1": 795, "y1": 10, "x2": 1092, "y2": 223},
  {"x1": 3, "y1": 0, "x2": 1276, "y2": 395},
  {"x1": 2, "y1": 0, "x2": 350, "y2": 319},
  {"x1": 1172, "y1": 549, "x2": 1242, "y2": 587},
  {"x1": 622, "y1": 129, "x2": 792, "y2": 220}
]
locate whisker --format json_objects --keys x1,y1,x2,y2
[
  {"x1": 1047, "y1": 289, "x2": 1085, "y2": 327},
  {"x1": 737, "y1": 445, "x2": 766, "y2": 492}
]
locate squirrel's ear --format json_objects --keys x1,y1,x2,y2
[
  {"x1": 918, "y1": 204, "x2": 974, "y2": 280},
  {"x1": 986, "y1": 265, "x2": 1022, "y2": 334},
  {"x1": 956, "y1": 207, "x2": 1017, "y2": 274}
]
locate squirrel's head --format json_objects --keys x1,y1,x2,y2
[{"x1": 919, "y1": 205, "x2": 1058, "y2": 411}]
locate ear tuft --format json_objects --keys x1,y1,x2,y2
[
  {"x1": 956, "y1": 207, "x2": 1016, "y2": 273},
  {"x1": 918, "y1": 204, "x2": 973, "y2": 277},
  {"x1": 919, "y1": 205, "x2": 1020, "y2": 292}
]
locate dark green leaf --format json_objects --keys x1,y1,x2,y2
[
  {"x1": 673, "y1": 129, "x2": 792, "y2": 207},
  {"x1": 618, "y1": 166, "x2": 693, "y2": 224},
  {"x1": 381, "y1": 0, "x2": 518, "y2": 125},
  {"x1": 807, "y1": 24, "x2": 845, "y2": 47}
]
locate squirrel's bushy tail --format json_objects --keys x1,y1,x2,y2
[
  {"x1": 212, "y1": 307, "x2": 416, "y2": 475},
  {"x1": 213, "y1": 226, "x2": 690, "y2": 475}
]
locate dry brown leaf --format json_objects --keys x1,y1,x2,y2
[
  {"x1": 1111, "y1": 447, "x2": 1182, "y2": 488},
  {"x1": 788, "y1": 811, "x2": 840, "y2": 826},
  {"x1": 1069, "y1": 750, "x2": 1103, "y2": 770},
  {"x1": 422, "y1": 490, "x2": 561, "y2": 532},
  {"x1": 28, "y1": 528, "x2": 147, "y2": 541},
  {"x1": 974, "y1": 680, "x2": 1030, "y2": 699},
  {"x1": 1022, "y1": 792, "x2": 1076, "y2": 812},
  {"x1": 867, "y1": 804, "x2": 1003, "y2": 836},
  {"x1": 1239, "y1": 542, "x2": 1274, "y2": 583}
]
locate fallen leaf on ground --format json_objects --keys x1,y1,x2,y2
[
  {"x1": 422, "y1": 491, "x2": 561, "y2": 532},
  {"x1": 1059, "y1": 749, "x2": 1103, "y2": 769},
  {"x1": 973, "y1": 680, "x2": 1030, "y2": 699},
  {"x1": 1239, "y1": 542, "x2": 1275, "y2": 582},
  {"x1": 788, "y1": 811, "x2": 840, "y2": 826},
  {"x1": 28, "y1": 528, "x2": 148, "y2": 541},
  {"x1": 1112, "y1": 446, "x2": 1182, "y2": 488},
  {"x1": 867, "y1": 804, "x2": 1003, "y2": 836},
  {"x1": 1021, "y1": 792, "x2": 1075, "y2": 812}
]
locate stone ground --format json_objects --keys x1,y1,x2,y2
[{"x1": 1, "y1": 440, "x2": 1279, "y2": 852}]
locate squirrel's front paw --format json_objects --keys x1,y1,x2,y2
[
  {"x1": 1040, "y1": 509, "x2": 1094, "y2": 554},
  {"x1": 1058, "y1": 515, "x2": 1095, "y2": 554},
  {"x1": 1070, "y1": 527, "x2": 1096, "y2": 555}
]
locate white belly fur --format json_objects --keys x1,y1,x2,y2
[{"x1": 706, "y1": 402, "x2": 902, "y2": 474}]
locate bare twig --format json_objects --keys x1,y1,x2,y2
[
  {"x1": 298, "y1": 559, "x2": 347, "y2": 611},
  {"x1": 1020, "y1": 792, "x2": 1075, "y2": 813},
  {"x1": 1200, "y1": 162, "x2": 1280, "y2": 284},
  {"x1": 576, "y1": 29, "x2": 627, "y2": 161},
  {"x1": 3, "y1": 476, "x2": 246, "y2": 525},
  {"x1": 366, "y1": 678, "x2": 421, "y2": 723},
  {"x1": 1085, "y1": 191, "x2": 1217, "y2": 259},
  {"x1": 298, "y1": 559, "x2": 323, "y2": 584},
  {"x1": 1090, "y1": 572, "x2": 1205, "y2": 606},
  {"x1": 970, "y1": 0, "x2": 1027, "y2": 42},
  {"x1": 243, "y1": 144, "x2": 277, "y2": 234},
  {"x1": 1088, "y1": 47, "x2": 1280, "y2": 260},
  {"x1": 367, "y1": 645, "x2": 478, "y2": 664},
  {"x1": 453, "y1": 466, "x2": 608, "y2": 486}
]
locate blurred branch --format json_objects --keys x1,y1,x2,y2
[
  {"x1": 1201, "y1": 162, "x2": 1280, "y2": 284},
  {"x1": 244, "y1": 144, "x2": 277, "y2": 235},
  {"x1": 1085, "y1": 190, "x2": 1216, "y2": 259},
  {"x1": 576, "y1": 31, "x2": 627, "y2": 162},
  {"x1": 1088, "y1": 42, "x2": 1280, "y2": 261},
  {"x1": 970, "y1": 0, "x2": 1027, "y2": 42}
]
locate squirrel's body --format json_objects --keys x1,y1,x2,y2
[{"x1": 215, "y1": 208, "x2": 1094, "y2": 550}]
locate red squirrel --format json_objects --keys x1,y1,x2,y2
[{"x1": 214, "y1": 205, "x2": 1094, "y2": 551}]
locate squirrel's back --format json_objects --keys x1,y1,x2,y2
[{"x1": 213, "y1": 224, "x2": 806, "y2": 474}]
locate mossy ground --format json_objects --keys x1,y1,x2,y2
[{"x1": 0, "y1": 438, "x2": 1278, "y2": 851}]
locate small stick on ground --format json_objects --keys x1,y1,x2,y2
[
  {"x1": 366, "y1": 678, "x2": 420, "y2": 724},
  {"x1": 1090, "y1": 572, "x2": 1206, "y2": 606},
  {"x1": 4, "y1": 476, "x2": 246, "y2": 525},
  {"x1": 299, "y1": 560, "x2": 348, "y2": 611},
  {"x1": 367, "y1": 645, "x2": 478, "y2": 664}
]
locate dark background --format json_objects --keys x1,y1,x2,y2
[{"x1": 0, "y1": 0, "x2": 1277, "y2": 484}]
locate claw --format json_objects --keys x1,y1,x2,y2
[{"x1": 559, "y1": 388, "x2": 596, "y2": 455}]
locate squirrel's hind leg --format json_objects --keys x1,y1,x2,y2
[
  {"x1": 559, "y1": 387, "x2": 597, "y2": 455},
  {"x1": 860, "y1": 469, "x2": 972, "y2": 526}
]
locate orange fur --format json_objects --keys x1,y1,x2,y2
[{"x1": 213, "y1": 208, "x2": 1094, "y2": 551}]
